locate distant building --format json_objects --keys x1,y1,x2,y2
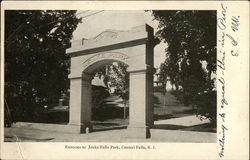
[{"x1": 153, "y1": 67, "x2": 177, "y2": 92}]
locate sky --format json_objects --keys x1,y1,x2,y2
[{"x1": 72, "y1": 10, "x2": 166, "y2": 69}]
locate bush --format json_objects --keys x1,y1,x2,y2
[
  {"x1": 154, "y1": 86, "x2": 165, "y2": 92},
  {"x1": 153, "y1": 95, "x2": 160, "y2": 107},
  {"x1": 169, "y1": 90, "x2": 185, "y2": 104},
  {"x1": 91, "y1": 85, "x2": 110, "y2": 109},
  {"x1": 193, "y1": 91, "x2": 217, "y2": 126}
]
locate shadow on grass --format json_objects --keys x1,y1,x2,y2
[
  {"x1": 33, "y1": 103, "x2": 128, "y2": 124},
  {"x1": 153, "y1": 110, "x2": 195, "y2": 121},
  {"x1": 154, "y1": 108, "x2": 196, "y2": 121},
  {"x1": 154, "y1": 114, "x2": 175, "y2": 121},
  {"x1": 92, "y1": 103, "x2": 128, "y2": 121},
  {"x1": 172, "y1": 108, "x2": 196, "y2": 115},
  {"x1": 152, "y1": 124, "x2": 186, "y2": 130},
  {"x1": 93, "y1": 122, "x2": 121, "y2": 126},
  {"x1": 152, "y1": 123, "x2": 216, "y2": 133},
  {"x1": 92, "y1": 126, "x2": 127, "y2": 132},
  {"x1": 37, "y1": 111, "x2": 69, "y2": 124},
  {"x1": 4, "y1": 136, "x2": 54, "y2": 142}
]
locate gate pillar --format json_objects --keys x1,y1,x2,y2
[
  {"x1": 127, "y1": 65, "x2": 155, "y2": 138},
  {"x1": 68, "y1": 73, "x2": 93, "y2": 133}
]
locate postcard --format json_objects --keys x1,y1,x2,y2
[{"x1": 1, "y1": 1, "x2": 249, "y2": 159}]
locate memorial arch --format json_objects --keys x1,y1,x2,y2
[{"x1": 66, "y1": 24, "x2": 159, "y2": 138}]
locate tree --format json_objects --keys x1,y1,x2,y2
[
  {"x1": 151, "y1": 10, "x2": 216, "y2": 91},
  {"x1": 151, "y1": 10, "x2": 217, "y2": 123},
  {"x1": 159, "y1": 56, "x2": 180, "y2": 91},
  {"x1": 5, "y1": 10, "x2": 81, "y2": 123},
  {"x1": 95, "y1": 62, "x2": 129, "y2": 118},
  {"x1": 106, "y1": 63, "x2": 129, "y2": 102},
  {"x1": 108, "y1": 63, "x2": 129, "y2": 119}
]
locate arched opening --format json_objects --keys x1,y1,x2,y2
[{"x1": 82, "y1": 59, "x2": 130, "y2": 132}]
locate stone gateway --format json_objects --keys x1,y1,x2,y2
[{"x1": 66, "y1": 24, "x2": 159, "y2": 138}]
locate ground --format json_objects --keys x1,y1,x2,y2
[{"x1": 4, "y1": 92, "x2": 216, "y2": 142}]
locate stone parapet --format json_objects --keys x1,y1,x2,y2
[{"x1": 66, "y1": 25, "x2": 150, "y2": 56}]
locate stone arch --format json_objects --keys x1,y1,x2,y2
[
  {"x1": 82, "y1": 51, "x2": 129, "y2": 74},
  {"x1": 66, "y1": 24, "x2": 159, "y2": 138}
]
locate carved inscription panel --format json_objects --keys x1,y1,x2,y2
[{"x1": 82, "y1": 52, "x2": 129, "y2": 70}]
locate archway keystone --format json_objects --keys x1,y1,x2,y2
[{"x1": 66, "y1": 24, "x2": 159, "y2": 138}]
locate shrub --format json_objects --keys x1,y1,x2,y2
[
  {"x1": 193, "y1": 91, "x2": 217, "y2": 126},
  {"x1": 92, "y1": 85, "x2": 110, "y2": 109},
  {"x1": 169, "y1": 90, "x2": 184, "y2": 104}
]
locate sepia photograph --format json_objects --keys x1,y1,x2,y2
[
  {"x1": 4, "y1": 10, "x2": 217, "y2": 142},
  {"x1": 1, "y1": 1, "x2": 249, "y2": 160}
]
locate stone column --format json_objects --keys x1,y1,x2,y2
[
  {"x1": 127, "y1": 65, "x2": 155, "y2": 138},
  {"x1": 68, "y1": 73, "x2": 93, "y2": 133}
]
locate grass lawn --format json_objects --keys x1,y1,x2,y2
[
  {"x1": 4, "y1": 91, "x2": 216, "y2": 142},
  {"x1": 6, "y1": 91, "x2": 215, "y2": 133}
]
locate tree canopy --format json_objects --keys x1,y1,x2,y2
[
  {"x1": 151, "y1": 11, "x2": 217, "y2": 123},
  {"x1": 5, "y1": 10, "x2": 81, "y2": 122},
  {"x1": 95, "y1": 62, "x2": 129, "y2": 103},
  {"x1": 151, "y1": 10, "x2": 216, "y2": 92}
]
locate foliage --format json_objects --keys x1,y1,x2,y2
[
  {"x1": 92, "y1": 85, "x2": 110, "y2": 109},
  {"x1": 95, "y1": 62, "x2": 129, "y2": 103},
  {"x1": 194, "y1": 91, "x2": 217, "y2": 126},
  {"x1": 93, "y1": 62, "x2": 129, "y2": 119},
  {"x1": 5, "y1": 10, "x2": 81, "y2": 123},
  {"x1": 151, "y1": 10, "x2": 217, "y2": 121},
  {"x1": 107, "y1": 63, "x2": 129, "y2": 101}
]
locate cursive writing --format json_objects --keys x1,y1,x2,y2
[
  {"x1": 217, "y1": 50, "x2": 226, "y2": 71},
  {"x1": 226, "y1": 14, "x2": 240, "y2": 57},
  {"x1": 231, "y1": 16, "x2": 240, "y2": 32},
  {"x1": 218, "y1": 77, "x2": 228, "y2": 108},
  {"x1": 217, "y1": 3, "x2": 228, "y2": 158},
  {"x1": 218, "y1": 124, "x2": 228, "y2": 157},
  {"x1": 217, "y1": 3, "x2": 241, "y2": 158},
  {"x1": 217, "y1": 3, "x2": 227, "y2": 30}
]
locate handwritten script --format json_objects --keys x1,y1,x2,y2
[{"x1": 217, "y1": 3, "x2": 240, "y2": 158}]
